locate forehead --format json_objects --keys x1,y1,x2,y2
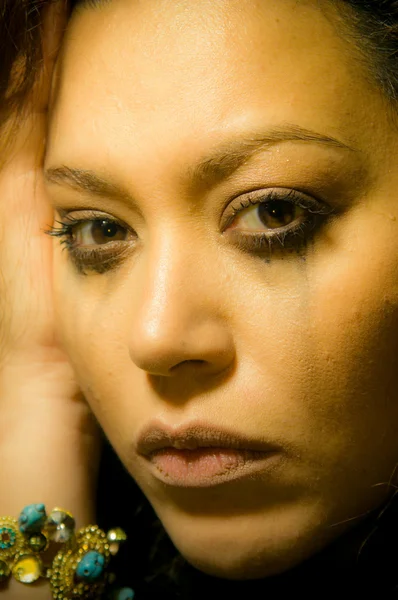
[{"x1": 48, "y1": 0, "x2": 380, "y2": 169}]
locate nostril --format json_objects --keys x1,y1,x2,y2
[{"x1": 170, "y1": 359, "x2": 207, "y2": 373}]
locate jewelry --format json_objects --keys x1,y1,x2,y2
[{"x1": 0, "y1": 504, "x2": 134, "y2": 599}]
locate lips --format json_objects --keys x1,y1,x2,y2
[
  {"x1": 135, "y1": 421, "x2": 281, "y2": 487},
  {"x1": 136, "y1": 421, "x2": 279, "y2": 456}
]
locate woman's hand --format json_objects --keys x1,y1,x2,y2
[{"x1": 0, "y1": 2, "x2": 101, "y2": 596}]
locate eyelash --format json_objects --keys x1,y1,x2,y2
[
  {"x1": 226, "y1": 188, "x2": 332, "y2": 256},
  {"x1": 46, "y1": 189, "x2": 333, "y2": 275},
  {"x1": 45, "y1": 213, "x2": 134, "y2": 275}
]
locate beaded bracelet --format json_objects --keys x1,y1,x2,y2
[{"x1": 0, "y1": 504, "x2": 134, "y2": 599}]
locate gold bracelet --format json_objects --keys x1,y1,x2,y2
[{"x1": 0, "y1": 504, "x2": 130, "y2": 599}]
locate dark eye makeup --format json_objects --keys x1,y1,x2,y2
[{"x1": 46, "y1": 188, "x2": 334, "y2": 275}]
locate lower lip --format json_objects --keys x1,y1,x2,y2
[{"x1": 146, "y1": 448, "x2": 279, "y2": 487}]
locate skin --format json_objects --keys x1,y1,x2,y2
[{"x1": 45, "y1": 0, "x2": 398, "y2": 580}]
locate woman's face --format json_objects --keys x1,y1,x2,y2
[{"x1": 45, "y1": 0, "x2": 398, "y2": 578}]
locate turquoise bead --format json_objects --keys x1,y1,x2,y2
[
  {"x1": 18, "y1": 504, "x2": 46, "y2": 534},
  {"x1": 75, "y1": 551, "x2": 105, "y2": 582},
  {"x1": 113, "y1": 588, "x2": 135, "y2": 600}
]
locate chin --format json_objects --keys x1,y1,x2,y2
[
  {"x1": 182, "y1": 554, "x2": 290, "y2": 580},
  {"x1": 161, "y1": 509, "x2": 335, "y2": 581},
  {"x1": 174, "y1": 540, "x2": 313, "y2": 580}
]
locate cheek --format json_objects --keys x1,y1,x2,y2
[
  {"x1": 53, "y1": 252, "x2": 144, "y2": 431},
  {"x1": 295, "y1": 209, "x2": 398, "y2": 480},
  {"x1": 311, "y1": 209, "x2": 398, "y2": 410}
]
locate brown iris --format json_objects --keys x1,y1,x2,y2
[{"x1": 258, "y1": 201, "x2": 304, "y2": 229}]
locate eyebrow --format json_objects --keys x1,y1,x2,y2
[
  {"x1": 45, "y1": 166, "x2": 127, "y2": 202},
  {"x1": 45, "y1": 124, "x2": 356, "y2": 198},
  {"x1": 188, "y1": 124, "x2": 356, "y2": 185}
]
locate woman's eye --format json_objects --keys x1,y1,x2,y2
[
  {"x1": 46, "y1": 214, "x2": 134, "y2": 276},
  {"x1": 73, "y1": 219, "x2": 128, "y2": 246},
  {"x1": 229, "y1": 199, "x2": 307, "y2": 233},
  {"x1": 223, "y1": 189, "x2": 332, "y2": 255}
]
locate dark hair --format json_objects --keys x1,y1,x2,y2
[
  {"x1": 0, "y1": 0, "x2": 53, "y2": 128},
  {"x1": 338, "y1": 0, "x2": 398, "y2": 100}
]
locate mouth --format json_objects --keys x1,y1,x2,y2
[{"x1": 136, "y1": 422, "x2": 282, "y2": 488}]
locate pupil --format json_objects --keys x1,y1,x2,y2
[
  {"x1": 100, "y1": 220, "x2": 118, "y2": 238},
  {"x1": 259, "y1": 201, "x2": 294, "y2": 227}
]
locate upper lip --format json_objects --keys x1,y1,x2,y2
[{"x1": 136, "y1": 421, "x2": 280, "y2": 456}]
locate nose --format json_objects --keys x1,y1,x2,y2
[{"x1": 127, "y1": 234, "x2": 235, "y2": 378}]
